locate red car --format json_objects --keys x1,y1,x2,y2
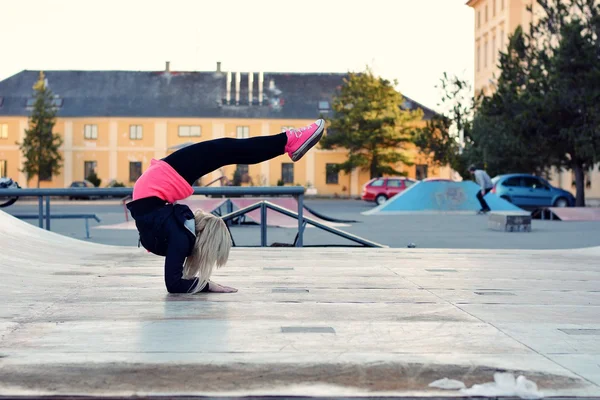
[{"x1": 361, "y1": 177, "x2": 416, "y2": 205}]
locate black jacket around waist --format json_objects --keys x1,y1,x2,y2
[{"x1": 126, "y1": 196, "x2": 196, "y2": 257}]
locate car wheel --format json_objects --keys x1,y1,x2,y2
[
  {"x1": 554, "y1": 197, "x2": 569, "y2": 208},
  {"x1": 375, "y1": 194, "x2": 388, "y2": 205},
  {"x1": 500, "y1": 195, "x2": 512, "y2": 203}
]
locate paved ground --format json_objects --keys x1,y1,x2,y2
[
  {"x1": 1, "y1": 209, "x2": 599, "y2": 398},
  {"x1": 5, "y1": 198, "x2": 600, "y2": 249}
]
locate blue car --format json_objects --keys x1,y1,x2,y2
[{"x1": 491, "y1": 174, "x2": 575, "y2": 208}]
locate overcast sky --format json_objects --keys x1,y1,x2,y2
[{"x1": 0, "y1": 0, "x2": 474, "y2": 110}]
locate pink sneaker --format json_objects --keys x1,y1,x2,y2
[{"x1": 284, "y1": 119, "x2": 325, "y2": 161}]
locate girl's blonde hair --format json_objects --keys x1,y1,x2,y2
[{"x1": 183, "y1": 210, "x2": 232, "y2": 284}]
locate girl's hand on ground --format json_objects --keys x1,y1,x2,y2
[{"x1": 207, "y1": 281, "x2": 238, "y2": 293}]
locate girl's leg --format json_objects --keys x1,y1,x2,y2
[
  {"x1": 163, "y1": 134, "x2": 286, "y2": 185},
  {"x1": 163, "y1": 119, "x2": 325, "y2": 185}
]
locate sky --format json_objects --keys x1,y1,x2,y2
[{"x1": 0, "y1": 0, "x2": 474, "y2": 111}]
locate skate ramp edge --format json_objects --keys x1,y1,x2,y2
[{"x1": 364, "y1": 181, "x2": 524, "y2": 215}]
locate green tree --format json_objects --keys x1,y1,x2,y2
[
  {"x1": 470, "y1": 26, "x2": 553, "y2": 178},
  {"x1": 18, "y1": 72, "x2": 63, "y2": 187},
  {"x1": 412, "y1": 73, "x2": 476, "y2": 179},
  {"x1": 320, "y1": 68, "x2": 423, "y2": 179},
  {"x1": 527, "y1": 0, "x2": 600, "y2": 206}
]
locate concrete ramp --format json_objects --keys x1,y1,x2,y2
[
  {"x1": 1, "y1": 210, "x2": 600, "y2": 398},
  {"x1": 533, "y1": 207, "x2": 600, "y2": 221},
  {"x1": 179, "y1": 197, "x2": 229, "y2": 214},
  {"x1": 230, "y1": 198, "x2": 349, "y2": 228},
  {"x1": 364, "y1": 181, "x2": 524, "y2": 215}
]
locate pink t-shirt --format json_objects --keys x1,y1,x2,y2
[{"x1": 132, "y1": 159, "x2": 193, "y2": 203}]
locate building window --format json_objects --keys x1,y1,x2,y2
[
  {"x1": 84, "y1": 161, "x2": 97, "y2": 180},
  {"x1": 0, "y1": 160, "x2": 6, "y2": 177},
  {"x1": 234, "y1": 164, "x2": 250, "y2": 184},
  {"x1": 493, "y1": 0, "x2": 496, "y2": 16},
  {"x1": 0, "y1": 124, "x2": 7, "y2": 139},
  {"x1": 326, "y1": 164, "x2": 339, "y2": 185},
  {"x1": 501, "y1": 0, "x2": 504, "y2": 10},
  {"x1": 318, "y1": 101, "x2": 330, "y2": 113},
  {"x1": 478, "y1": 11, "x2": 481, "y2": 28},
  {"x1": 129, "y1": 125, "x2": 143, "y2": 140},
  {"x1": 178, "y1": 125, "x2": 201, "y2": 137},
  {"x1": 236, "y1": 126, "x2": 249, "y2": 139},
  {"x1": 129, "y1": 162, "x2": 142, "y2": 182},
  {"x1": 485, "y1": 5, "x2": 488, "y2": 22},
  {"x1": 484, "y1": 41, "x2": 488, "y2": 68},
  {"x1": 477, "y1": 45, "x2": 481, "y2": 71},
  {"x1": 84, "y1": 124, "x2": 98, "y2": 140},
  {"x1": 492, "y1": 36, "x2": 496, "y2": 63},
  {"x1": 416, "y1": 164, "x2": 428, "y2": 181},
  {"x1": 281, "y1": 163, "x2": 294, "y2": 184},
  {"x1": 500, "y1": 29, "x2": 505, "y2": 49}
]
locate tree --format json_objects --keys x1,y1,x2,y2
[
  {"x1": 412, "y1": 73, "x2": 476, "y2": 179},
  {"x1": 527, "y1": 0, "x2": 600, "y2": 206},
  {"x1": 18, "y1": 72, "x2": 63, "y2": 187},
  {"x1": 320, "y1": 68, "x2": 423, "y2": 179},
  {"x1": 469, "y1": 26, "x2": 555, "y2": 178}
]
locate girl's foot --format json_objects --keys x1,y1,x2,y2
[{"x1": 284, "y1": 119, "x2": 325, "y2": 161}]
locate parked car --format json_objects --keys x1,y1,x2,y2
[
  {"x1": 0, "y1": 177, "x2": 21, "y2": 208},
  {"x1": 491, "y1": 174, "x2": 575, "y2": 208},
  {"x1": 362, "y1": 177, "x2": 416, "y2": 205},
  {"x1": 68, "y1": 180, "x2": 96, "y2": 200}
]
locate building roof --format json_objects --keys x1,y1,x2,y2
[
  {"x1": 0, "y1": 69, "x2": 437, "y2": 120},
  {"x1": 465, "y1": 0, "x2": 483, "y2": 7}
]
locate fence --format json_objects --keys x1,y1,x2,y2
[
  {"x1": 1, "y1": 186, "x2": 385, "y2": 247},
  {"x1": 0, "y1": 186, "x2": 307, "y2": 246}
]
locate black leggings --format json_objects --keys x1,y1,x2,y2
[{"x1": 163, "y1": 133, "x2": 287, "y2": 185}]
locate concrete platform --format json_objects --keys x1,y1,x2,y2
[{"x1": 1, "y1": 211, "x2": 600, "y2": 398}]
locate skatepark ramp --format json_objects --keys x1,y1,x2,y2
[
  {"x1": 533, "y1": 207, "x2": 600, "y2": 221},
  {"x1": 364, "y1": 180, "x2": 524, "y2": 215},
  {"x1": 1, "y1": 209, "x2": 599, "y2": 398}
]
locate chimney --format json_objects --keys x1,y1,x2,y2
[
  {"x1": 235, "y1": 72, "x2": 241, "y2": 106},
  {"x1": 248, "y1": 72, "x2": 254, "y2": 105},
  {"x1": 165, "y1": 61, "x2": 170, "y2": 72},
  {"x1": 258, "y1": 72, "x2": 264, "y2": 105},
  {"x1": 226, "y1": 71, "x2": 232, "y2": 104},
  {"x1": 216, "y1": 61, "x2": 221, "y2": 73}
]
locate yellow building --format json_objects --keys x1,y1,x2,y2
[
  {"x1": 467, "y1": 0, "x2": 542, "y2": 95},
  {"x1": 0, "y1": 63, "x2": 447, "y2": 197},
  {"x1": 467, "y1": 0, "x2": 600, "y2": 199}
]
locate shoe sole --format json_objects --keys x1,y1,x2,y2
[{"x1": 291, "y1": 120, "x2": 325, "y2": 162}]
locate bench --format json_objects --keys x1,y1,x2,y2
[
  {"x1": 488, "y1": 211, "x2": 532, "y2": 232},
  {"x1": 12, "y1": 214, "x2": 101, "y2": 239}
]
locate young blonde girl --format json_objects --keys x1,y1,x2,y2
[{"x1": 127, "y1": 120, "x2": 325, "y2": 293}]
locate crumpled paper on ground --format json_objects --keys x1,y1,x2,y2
[
  {"x1": 429, "y1": 372, "x2": 543, "y2": 399},
  {"x1": 428, "y1": 378, "x2": 467, "y2": 390}
]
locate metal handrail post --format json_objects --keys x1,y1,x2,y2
[
  {"x1": 45, "y1": 196, "x2": 51, "y2": 231},
  {"x1": 296, "y1": 194, "x2": 304, "y2": 247},
  {"x1": 260, "y1": 202, "x2": 267, "y2": 247},
  {"x1": 37, "y1": 196, "x2": 43, "y2": 228}
]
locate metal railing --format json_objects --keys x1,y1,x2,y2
[
  {"x1": 0, "y1": 186, "x2": 307, "y2": 246},
  {"x1": 1, "y1": 186, "x2": 385, "y2": 248}
]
